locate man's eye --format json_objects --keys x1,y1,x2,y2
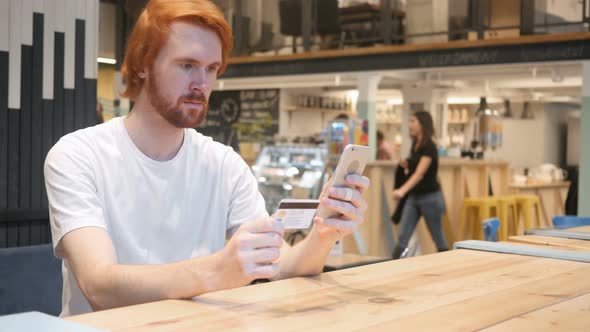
[
  {"x1": 181, "y1": 63, "x2": 193, "y2": 70},
  {"x1": 207, "y1": 66, "x2": 218, "y2": 73}
]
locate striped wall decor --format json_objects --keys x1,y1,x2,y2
[{"x1": 0, "y1": 0, "x2": 99, "y2": 212}]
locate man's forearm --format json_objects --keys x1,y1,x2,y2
[
  {"x1": 277, "y1": 227, "x2": 338, "y2": 279},
  {"x1": 82, "y1": 252, "x2": 225, "y2": 311}
]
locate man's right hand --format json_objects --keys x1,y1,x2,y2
[{"x1": 215, "y1": 217, "x2": 285, "y2": 289}]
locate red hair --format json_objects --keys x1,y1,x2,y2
[{"x1": 121, "y1": 0, "x2": 233, "y2": 100}]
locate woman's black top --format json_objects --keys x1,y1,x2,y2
[{"x1": 407, "y1": 140, "x2": 440, "y2": 195}]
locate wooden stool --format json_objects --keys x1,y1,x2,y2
[
  {"x1": 513, "y1": 195, "x2": 543, "y2": 232},
  {"x1": 496, "y1": 196, "x2": 518, "y2": 240},
  {"x1": 459, "y1": 197, "x2": 499, "y2": 240}
]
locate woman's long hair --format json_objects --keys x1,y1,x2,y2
[{"x1": 412, "y1": 111, "x2": 435, "y2": 150}]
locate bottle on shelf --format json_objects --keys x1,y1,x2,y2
[{"x1": 503, "y1": 99, "x2": 513, "y2": 118}]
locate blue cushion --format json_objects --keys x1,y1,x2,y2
[
  {"x1": 482, "y1": 218, "x2": 501, "y2": 242},
  {"x1": 552, "y1": 216, "x2": 590, "y2": 229},
  {"x1": 0, "y1": 244, "x2": 62, "y2": 316}
]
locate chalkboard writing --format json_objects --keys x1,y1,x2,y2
[
  {"x1": 419, "y1": 50, "x2": 500, "y2": 67},
  {"x1": 418, "y1": 44, "x2": 586, "y2": 67},
  {"x1": 197, "y1": 89, "x2": 279, "y2": 146},
  {"x1": 519, "y1": 44, "x2": 585, "y2": 62}
]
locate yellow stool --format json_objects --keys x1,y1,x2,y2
[
  {"x1": 459, "y1": 197, "x2": 499, "y2": 240},
  {"x1": 512, "y1": 195, "x2": 543, "y2": 233},
  {"x1": 496, "y1": 196, "x2": 518, "y2": 240}
]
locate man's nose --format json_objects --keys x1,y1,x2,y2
[{"x1": 190, "y1": 67, "x2": 208, "y2": 91}]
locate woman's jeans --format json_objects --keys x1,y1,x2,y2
[{"x1": 397, "y1": 190, "x2": 449, "y2": 252}]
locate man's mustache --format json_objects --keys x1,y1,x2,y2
[{"x1": 179, "y1": 93, "x2": 207, "y2": 105}]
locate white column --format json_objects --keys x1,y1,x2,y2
[
  {"x1": 114, "y1": 70, "x2": 129, "y2": 116},
  {"x1": 356, "y1": 73, "x2": 381, "y2": 160},
  {"x1": 579, "y1": 62, "x2": 590, "y2": 215},
  {"x1": 432, "y1": 89, "x2": 449, "y2": 145}
]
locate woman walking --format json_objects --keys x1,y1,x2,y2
[{"x1": 392, "y1": 111, "x2": 448, "y2": 259}]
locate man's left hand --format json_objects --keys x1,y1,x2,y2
[{"x1": 313, "y1": 174, "x2": 370, "y2": 241}]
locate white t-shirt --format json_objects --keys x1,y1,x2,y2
[{"x1": 44, "y1": 116, "x2": 268, "y2": 317}]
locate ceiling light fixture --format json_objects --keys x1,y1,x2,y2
[
  {"x1": 97, "y1": 57, "x2": 116, "y2": 65},
  {"x1": 387, "y1": 98, "x2": 403, "y2": 105}
]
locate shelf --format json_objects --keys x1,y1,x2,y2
[
  {"x1": 285, "y1": 107, "x2": 350, "y2": 113},
  {"x1": 377, "y1": 120, "x2": 401, "y2": 125},
  {"x1": 448, "y1": 121, "x2": 469, "y2": 125}
]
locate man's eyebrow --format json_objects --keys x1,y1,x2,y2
[{"x1": 174, "y1": 58, "x2": 221, "y2": 67}]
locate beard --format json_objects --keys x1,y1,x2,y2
[{"x1": 147, "y1": 72, "x2": 208, "y2": 128}]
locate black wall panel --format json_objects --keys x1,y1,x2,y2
[
  {"x1": 85, "y1": 79, "x2": 97, "y2": 128},
  {"x1": 31, "y1": 13, "x2": 44, "y2": 208},
  {"x1": 52, "y1": 32, "x2": 65, "y2": 145},
  {"x1": 74, "y1": 20, "x2": 86, "y2": 131},
  {"x1": 19, "y1": 46, "x2": 33, "y2": 208},
  {"x1": 0, "y1": 52, "x2": 8, "y2": 209},
  {"x1": 0, "y1": 9, "x2": 97, "y2": 246},
  {"x1": 7, "y1": 109, "x2": 20, "y2": 209}
]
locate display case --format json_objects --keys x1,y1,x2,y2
[{"x1": 252, "y1": 145, "x2": 327, "y2": 213}]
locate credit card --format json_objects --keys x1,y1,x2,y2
[{"x1": 275, "y1": 199, "x2": 320, "y2": 229}]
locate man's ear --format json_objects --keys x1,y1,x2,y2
[{"x1": 138, "y1": 68, "x2": 148, "y2": 79}]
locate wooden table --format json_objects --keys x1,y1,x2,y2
[
  {"x1": 508, "y1": 235, "x2": 590, "y2": 252},
  {"x1": 67, "y1": 249, "x2": 590, "y2": 331},
  {"x1": 323, "y1": 253, "x2": 390, "y2": 271},
  {"x1": 525, "y1": 227, "x2": 590, "y2": 241},
  {"x1": 569, "y1": 225, "x2": 590, "y2": 233}
]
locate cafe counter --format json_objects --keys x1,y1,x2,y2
[{"x1": 346, "y1": 158, "x2": 509, "y2": 257}]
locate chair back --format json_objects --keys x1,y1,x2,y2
[
  {"x1": 0, "y1": 244, "x2": 62, "y2": 316},
  {"x1": 316, "y1": 0, "x2": 341, "y2": 35},
  {"x1": 279, "y1": 0, "x2": 302, "y2": 36},
  {"x1": 251, "y1": 22, "x2": 275, "y2": 52},
  {"x1": 482, "y1": 218, "x2": 501, "y2": 242},
  {"x1": 552, "y1": 215, "x2": 590, "y2": 229}
]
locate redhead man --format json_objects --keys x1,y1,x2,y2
[{"x1": 44, "y1": 0, "x2": 369, "y2": 316}]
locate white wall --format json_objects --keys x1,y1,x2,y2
[
  {"x1": 405, "y1": 0, "x2": 448, "y2": 44},
  {"x1": 495, "y1": 102, "x2": 545, "y2": 169},
  {"x1": 494, "y1": 102, "x2": 579, "y2": 170},
  {"x1": 278, "y1": 88, "x2": 349, "y2": 139},
  {"x1": 544, "y1": 103, "x2": 579, "y2": 167},
  {"x1": 543, "y1": 0, "x2": 582, "y2": 21},
  {"x1": 98, "y1": 2, "x2": 116, "y2": 59}
]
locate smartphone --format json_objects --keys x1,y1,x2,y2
[{"x1": 316, "y1": 144, "x2": 371, "y2": 219}]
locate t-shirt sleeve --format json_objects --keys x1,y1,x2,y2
[
  {"x1": 419, "y1": 143, "x2": 438, "y2": 160},
  {"x1": 44, "y1": 138, "x2": 107, "y2": 258},
  {"x1": 224, "y1": 150, "x2": 269, "y2": 237}
]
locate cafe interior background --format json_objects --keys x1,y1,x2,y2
[{"x1": 1, "y1": 0, "x2": 590, "y2": 318}]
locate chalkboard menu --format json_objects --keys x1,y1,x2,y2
[{"x1": 197, "y1": 89, "x2": 279, "y2": 145}]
